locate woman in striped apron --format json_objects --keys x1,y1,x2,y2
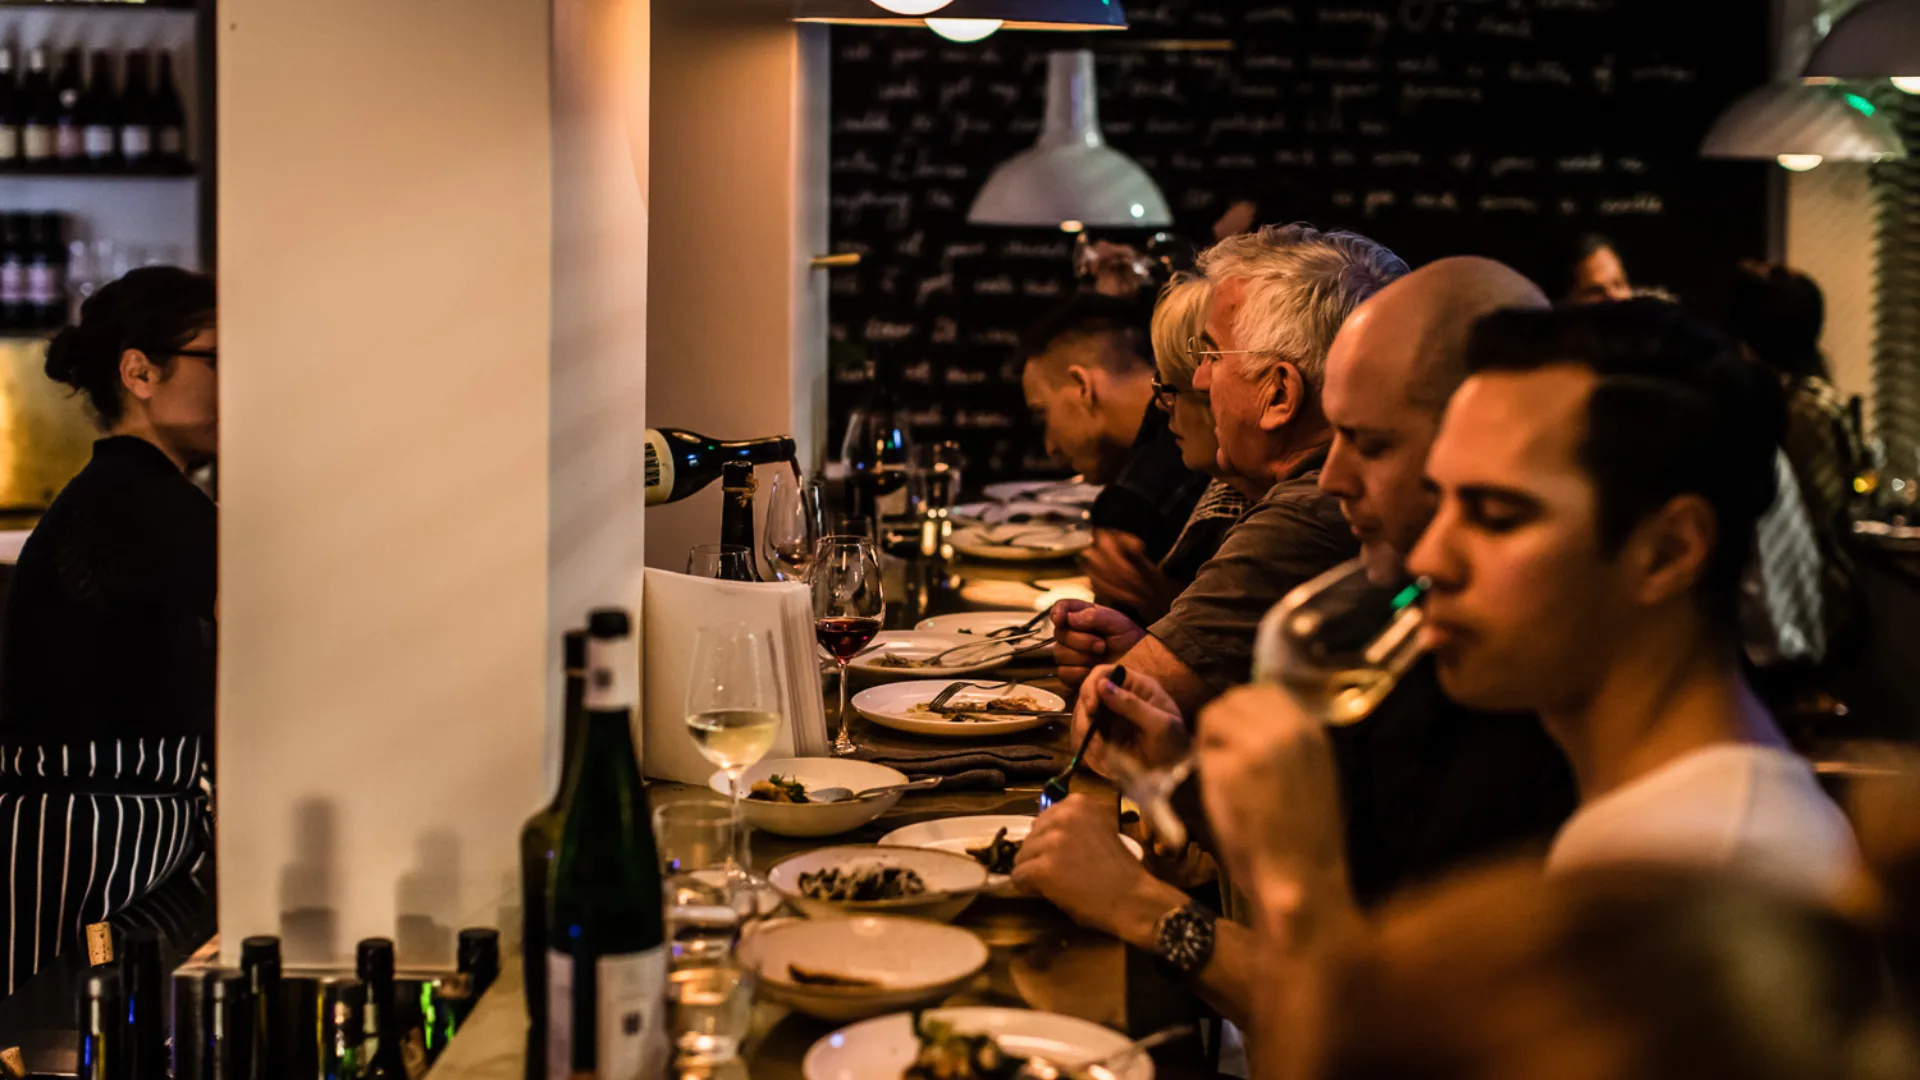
[{"x1": 0, "y1": 267, "x2": 217, "y2": 997}]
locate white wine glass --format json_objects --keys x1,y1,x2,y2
[
  {"x1": 1254, "y1": 558, "x2": 1428, "y2": 726},
  {"x1": 811, "y1": 535, "x2": 885, "y2": 756},
  {"x1": 763, "y1": 470, "x2": 820, "y2": 582},
  {"x1": 685, "y1": 623, "x2": 783, "y2": 884}
]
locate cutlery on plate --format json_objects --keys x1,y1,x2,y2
[
  {"x1": 988, "y1": 608, "x2": 1055, "y2": 639},
  {"x1": 1040, "y1": 665, "x2": 1126, "y2": 810},
  {"x1": 807, "y1": 777, "x2": 943, "y2": 803},
  {"x1": 924, "y1": 680, "x2": 1016, "y2": 712},
  {"x1": 1015, "y1": 1023, "x2": 1196, "y2": 1080}
]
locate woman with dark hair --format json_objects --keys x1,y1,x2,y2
[
  {"x1": 1527, "y1": 232, "x2": 1635, "y2": 307},
  {"x1": 0, "y1": 266, "x2": 216, "y2": 996}
]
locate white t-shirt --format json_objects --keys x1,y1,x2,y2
[{"x1": 1547, "y1": 744, "x2": 1861, "y2": 901}]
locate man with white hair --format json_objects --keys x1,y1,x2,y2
[{"x1": 1053, "y1": 224, "x2": 1408, "y2": 715}]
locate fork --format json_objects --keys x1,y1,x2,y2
[
  {"x1": 1040, "y1": 665, "x2": 1126, "y2": 809},
  {"x1": 988, "y1": 608, "x2": 1055, "y2": 639},
  {"x1": 925, "y1": 680, "x2": 1014, "y2": 712}
]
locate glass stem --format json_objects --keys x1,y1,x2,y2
[
  {"x1": 726, "y1": 767, "x2": 747, "y2": 874},
  {"x1": 836, "y1": 661, "x2": 854, "y2": 752}
]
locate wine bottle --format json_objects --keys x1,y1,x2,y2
[
  {"x1": 21, "y1": 47, "x2": 53, "y2": 167},
  {"x1": 240, "y1": 936, "x2": 282, "y2": 1080},
  {"x1": 719, "y1": 462, "x2": 763, "y2": 581},
  {"x1": 317, "y1": 978, "x2": 364, "y2": 1080},
  {"x1": 152, "y1": 52, "x2": 184, "y2": 168},
  {"x1": 77, "y1": 967, "x2": 124, "y2": 1080},
  {"x1": 52, "y1": 48, "x2": 82, "y2": 165},
  {"x1": 207, "y1": 970, "x2": 251, "y2": 1080},
  {"x1": 546, "y1": 608, "x2": 669, "y2": 1080},
  {"x1": 519, "y1": 630, "x2": 586, "y2": 1080},
  {"x1": 0, "y1": 215, "x2": 22, "y2": 331},
  {"x1": 124, "y1": 932, "x2": 166, "y2": 1080},
  {"x1": 643, "y1": 428, "x2": 796, "y2": 507},
  {"x1": 839, "y1": 354, "x2": 913, "y2": 526},
  {"x1": 27, "y1": 213, "x2": 64, "y2": 330},
  {"x1": 80, "y1": 51, "x2": 117, "y2": 170},
  {"x1": 354, "y1": 939, "x2": 406, "y2": 1080},
  {"x1": 420, "y1": 975, "x2": 469, "y2": 1069},
  {"x1": 0, "y1": 47, "x2": 22, "y2": 169},
  {"x1": 119, "y1": 51, "x2": 152, "y2": 170}
]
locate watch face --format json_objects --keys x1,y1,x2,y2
[{"x1": 1159, "y1": 906, "x2": 1216, "y2": 972}]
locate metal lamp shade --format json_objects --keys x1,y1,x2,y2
[
  {"x1": 967, "y1": 50, "x2": 1171, "y2": 228},
  {"x1": 792, "y1": 0, "x2": 1127, "y2": 30},
  {"x1": 1804, "y1": 0, "x2": 1920, "y2": 80},
  {"x1": 1701, "y1": 82, "x2": 1905, "y2": 162}
]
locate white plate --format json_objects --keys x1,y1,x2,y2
[
  {"x1": 709, "y1": 758, "x2": 909, "y2": 839},
  {"x1": 951, "y1": 524, "x2": 1093, "y2": 563},
  {"x1": 742, "y1": 916, "x2": 988, "y2": 1022},
  {"x1": 1036, "y1": 482, "x2": 1103, "y2": 508},
  {"x1": 879, "y1": 815, "x2": 1145, "y2": 898},
  {"x1": 803, "y1": 1007, "x2": 1152, "y2": 1080},
  {"x1": 851, "y1": 680, "x2": 1067, "y2": 739},
  {"x1": 846, "y1": 631, "x2": 1013, "y2": 678},
  {"x1": 952, "y1": 499, "x2": 1089, "y2": 526},
  {"x1": 958, "y1": 578, "x2": 1096, "y2": 612},
  {"x1": 914, "y1": 612, "x2": 1053, "y2": 656},
  {"x1": 768, "y1": 845, "x2": 988, "y2": 923}
]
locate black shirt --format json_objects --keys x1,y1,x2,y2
[
  {"x1": 1, "y1": 437, "x2": 216, "y2": 752},
  {"x1": 1089, "y1": 404, "x2": 1208, "y2": 565},
  {"x1": 1331, "y1": 657, "x2": 1578, "y2": 907}
]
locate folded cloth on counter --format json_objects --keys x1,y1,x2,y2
[{"x1": 857, "y1": 746, "x2": 1067, "y2": 791}]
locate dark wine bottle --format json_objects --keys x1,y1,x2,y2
[
  {"x1": 519, "y1": 630, "x2": 586, "y2": 1080},
  {"x1": 21, "y1": 47, "x2": 53, "y2": 167},
  {"x1": 77, "y1": 967, "x2": 124, "y2": 1080},
  {"x1": 118, "y1": 52, "x2": 152, "y2": 170},
  {"x1": 152, "y1": 52, "x2": 185, "y2": 168},
  {"x1": 52, "y1": 48, "x2": 82, "y2": 166},
  {"x1": 0, "y1": 47, "x2": 22, "y2": 169},
  {"x1": 80, "y1": 51, "x2": 117, "y2": 170},
  {"x1": 207, "y1": 970, "x2": 251, "y2": 1080},
  {"x1": 0, "y1": 215, "x2": 22, "y2": 331},
  {"x1": 123, "y1": 932, "x2": 166, "y2": 1080},
  {"x1": 240, "y1": 936, "x2": 282, "y2": 1080},
  {"x1": 317, "y1": 978, "x2": 364, "y2": 1080},
  {"x1": 354, "y1": 939, "x2": 406, "y2": 1080},
  {"x1": 840, "y1": 353, "x2": 913, "y2": 526},
  {"x1": 546, "y1": 608, "x2": 669, "y2": 1080},
  {"x1": 26, "y1": 213, "x2": 64, "y2": 330},
  {"x1": 643, "y1": 428, "x2": 796, "y2": 507},
  {"x1": 456, "y1": 927, "x2": 499, "y2": 1004},
  {"x1": 719, "y1": 462, "x2": 763, "y2": 581}
]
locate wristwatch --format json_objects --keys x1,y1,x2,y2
[{"x1": 1153, "y1": 904, "x2": 1217, "y2": 976}]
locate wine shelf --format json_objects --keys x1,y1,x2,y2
[{"x1": 0, "y1": 165, "x2": 195, "y2": 179}]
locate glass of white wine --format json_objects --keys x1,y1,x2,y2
[
  {"x1": 1254, "y1": 558, "x2": 1428, "y2": 727},
  {"x1": 685, "y1": 622, "x2": 783, "y2": 885}
]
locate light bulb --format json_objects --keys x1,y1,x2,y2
[
  {"x1": 1059, "y1": 220, "x2": 1086, "y2": 234},
  {"x1": 1777, "y1": 154, "x2": 1825, "y2": 172},
  {"x1": 925, "y1": 17, "x2": 1002, "y2": 41},
  {"x1": 1894, "y1": 77, "x2": 1920, "y2": 95},
  {"x1": 872, "y1": 0, "x2": 954, "y2": 13}
]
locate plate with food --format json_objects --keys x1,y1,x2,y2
[
  {"x1": 742, "y1": 916, "x2": 988, "y2": 1022},
  {"x1": 851, "y1": 681, "x2": 1068, "y2": 739},
  {"x1": 879, "y1": 815, "x2": 1146, "y2": 898},
  {"x1": 952, "y1": 499, "x2": 1090, "y2": 527},
  {"x1": 950, "y1": 524, "x2": 1093, "y2": 564},
  {"x1": 802, "y1": 1007, "x2": 1152, "y2": 1080},
  {"x1": 768, "y1": 845, "x2": 988, "y2": 923},
  {"x1": 913, "y1": 613, "x2": 1053, "y2": 657},
  {"x1": 847, "y1": 632, "x2": 1014, "y2": 678},
  {"x1": 712, "y1": 758, "x2": 910, "y2": 838}
]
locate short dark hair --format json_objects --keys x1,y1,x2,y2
[
  {"x1": 44, "y1": 266, "x2": 216, "y2": 425},
  {"x1": 1523, "y1": 231, "x2": 1620, "y2": 303},
  {"x1": 1019, "y1": 292, "x2": 1153, "y2": 373},
  {"x1": 1464, "y1": 300, "x2": 1782, "y2": 623},
  {"x1": 1728, "y1": 261, "x2": 1828, "y2": 383}
]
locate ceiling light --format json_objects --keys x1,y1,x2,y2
[
  {"x1": 925, "y1": 17, "x2": 1001, "y2": 41},
  {"x1": 1701, "y1": 81, "x2": 1905, "y2": 165},
  {"x1": 1804, "y1": 0, "x2": 1920, "y2": 83},
  {"x1": 968, "y1": 50, "x2": 1172, "y2": 230},
  {"x1": 1777, "y1": 153, "x2": 1826, "y2": 171},
  {"x1": 793, "y1": 0, "x2": 1127, "y2": 32},
  {"x1": 870, "y1": 0, "x2": 953, "y2": 13},
  {"x1": 1895, "y1": 76, "x2": 1920, "y2": 93}
]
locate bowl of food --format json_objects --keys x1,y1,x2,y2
[
  {"x1": 741, "y1": 915, "x2": 989, "y2": 1022},
  {"x1": 710, "y1": 758, "x2": 910, "y2": 839},
  {"x1": 880, "y1": 815, "x2": 1145, "y2": 898},
  {"x1": 802, "y1": 1007, "x2": 1153, "y2": 1080},
  {"x1": 768, "y1": 845, "x2": 989, "y2": 923}
]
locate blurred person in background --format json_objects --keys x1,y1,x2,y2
[
  {"x1": 1021, "y1": 294, "x2": 1209, "y2": 586},
  {"x1": 1081, "y1": 273, "x2": 1254, "y2": 625},
  {"x1": 0, "y1": 267, "x2": 218, "y2": 997},
  {"x1": 1530, "y1": 232, "x2": 1634, "y2": 307}
]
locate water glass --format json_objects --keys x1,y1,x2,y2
[
  {"x1": 656, "y1": 801, "x2": 737, "y2": 877},
  {"x1": 669, "y1": 964, "x2": 755, "y2": 1065},
  {"x1": 907, "y1": 441, "x2": 965, "y2": 518},
  {"x1": 687, "y1": 544, "x2": 755, "y2": 582}
]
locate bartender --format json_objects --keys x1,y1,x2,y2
[{"x1": 0, "y1": 266, "x2": 216, "y2": 997}]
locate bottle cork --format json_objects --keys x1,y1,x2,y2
[
  {"x1": 0, "y1": 1046, "x2": 25, "y2": 1078},
  {"x1": 85, "y1": 922, "x2": 112, "y2": 965}
]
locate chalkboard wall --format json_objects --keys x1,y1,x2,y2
[{"x1": 827, "y1": 0, "x2": 1772, "y2": 483}]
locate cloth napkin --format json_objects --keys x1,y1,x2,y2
[{"x1": 857, "y1": 745, "x2": 1067, "y2": 792}]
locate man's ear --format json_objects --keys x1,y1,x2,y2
[
  {"x1": 1066, "y1": 364, "x2": 1097, "y2": 406},
  {"x1": 1623, "y1": 493, "x2": 1717, "y2": 608},
  {"x1": 1257, "y1": 361, "x2": 1305, "y2": 432}
]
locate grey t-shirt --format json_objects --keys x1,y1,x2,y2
[{"x1": 1147, "y1": 464, "x2": 1358, "y2": 692}]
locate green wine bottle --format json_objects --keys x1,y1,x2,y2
[
  {"x1": 545, "y1": 609, "x2": 668, "y2": 1080},
  {"x1": 520, "y1": 630, "x2": 586, "y2": 1080}
]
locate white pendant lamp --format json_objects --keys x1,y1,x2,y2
[
  {"x1": 1701, "y1": 82, "x2": 1905, "y2": 171},
  {"x1": 967, "y1": 50, "x2": 1172, "y2": 229},
  {"x1": 1804, "y1": 0, "x2": 1920, "y2": 85},
  {"x1": 792, "y1": 0, "x2": 1127, "y2": 33},
  {"x1": 870, "y1": 0, "x2": 954, "y2": 13}
]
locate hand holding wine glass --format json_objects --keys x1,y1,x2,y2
[
  {"x1": 684, "y1": 623, "x2": 783, "y2": 883},
  {"x1": 811, "y1": 535, "x2": 885, "y2": 756}
]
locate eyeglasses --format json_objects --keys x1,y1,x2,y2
[
  {"x1": 1151, "y1": 376, "x2": 1201, "y2": 411},
  {"x1": 173, "y1": 348, "x2": 217, "y2": 368},
  {"x1": 1186, "y1": 335, "x2": 1264, "y2": 363}
]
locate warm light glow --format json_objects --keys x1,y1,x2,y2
[
  {"x1": 1777, "y1": 154, "x2": 1825, "y2": 171},
  {"x1": 872, "y1": 0, "x2": 954, "y2": 13},
  {"x1": 1059, "y1": 219, "x2": 1085, "y2": 233},
  {"x1": 925, "y1": 17, "x2": 1002, "y2": 41},
  {"x1": 1894, "y1": 77, "x2": 1920, "y2": 95},
  {"x1": 1129, "y1": 203, "x2": 1146, "y2": 219}
]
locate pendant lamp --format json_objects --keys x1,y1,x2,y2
[
  {"x1": 967, "y1": 50, "x2": 1171, "y2": 230},
  {"x1": 1702, "y1": 82, "x2": 1905, "y2": 170},
  {"x1": 1804, "y1": 0, "x2": 1920, "y2": 87},
  {"x1": 791, "y1": 0, "x2": 1127, "y2": 33}
]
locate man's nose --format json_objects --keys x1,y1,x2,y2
[{"x1": 1406, "y1": 506, "x2": 1461, "y2": 591}]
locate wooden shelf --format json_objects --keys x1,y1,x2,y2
[
  {"x1": 0, "y1": 2, "x2": 195, "y2": 11},
  {"x1": 0, "y1": 166, "x2": 196, "y2": 180}
]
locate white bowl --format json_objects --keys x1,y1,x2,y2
[
  {"x1": 742, "y1": 916, "x2": 988, "y2": 1022},
  {"x1": 713, "y1": 758, "x2": 908, "y2": 839},
  {"x1": 879, "y1": 815, "x2": 1146, "y2": 898},
  {"x1": 803, "y1": 1007, "x2": 1152, "y2": 1080},
  {"x1": 768, "y1": 845, "x2": 988, "y2": 923}
]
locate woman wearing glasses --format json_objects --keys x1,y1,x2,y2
[
  {"x1": 1082, "y1": 273, "x2": 1253, "y2": 623},
  {"x1": 0, "y1": 266, "x2": 216, "y2": 998}
]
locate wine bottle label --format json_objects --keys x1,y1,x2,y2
[
  {"x1": 642, "y1": 429, "x2": 673, "y2": 507},
  {"x1": 584, "y1": 636, "x2": 636, "y2": 712},
  {"x1": 0, "y1": 126, "x2": 19, "y2": 162},
  {"x1": 27, "y1": 264, "x2": 57, "y2": 306},
  {"x1": 22, "y1": 126, "x2": 51, "y2": 160},
  {"x1": 157, "y1": 126, "x2": 183, "y2": 156},
  {"x1": 545, "y1": 947, "x2": 668, "y2": 1080},
  {"x1": 54, "y1": 125, "x2": 80, "y2": 160},
  {"x1": 121, "y1": 127, "x2": 152, "y2": 160},
  {"x1": 82, "y1": 125, "x2": 113, "y2": 159}
]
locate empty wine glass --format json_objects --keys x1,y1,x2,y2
[
  {"x1": 684, "y1": 623, "x2": 783, "y2": 884},
  {"x1": 1254, "y1": 558, "x2": 1428, "y2": 727},
  {"x1": 763, "y1": 470, "x2": 820, "y2": 582},
  {"x1": 811, "y1": 535, "x2": 885, "y2": 756},
  {"x1": 687, "y1": 544, "x2": 755, "y2": 582}
]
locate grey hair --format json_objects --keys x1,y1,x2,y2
[{"x1": 1197, "y1": 222, "x2": 1409, "y2": 389}]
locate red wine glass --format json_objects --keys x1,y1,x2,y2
[{"x1": 811, "y1": 535, "x2": 885, "y2": 756}]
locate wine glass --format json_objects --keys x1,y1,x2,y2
[
  {"x1": 811, "y1": 535, "x2": 885, "y2": 756},
  {"x1": 1253, "y1": 558, "x2": 1428, "y2": 726},
  {"x1": 763, "y1": 470, "x2": 820, "y2": 583},
  {"x1": 687, "y1": 544, "x2": 755, "y2": 582},
  {"x1": 684, "y1": 623, "x2": 783, "y2": 883}
]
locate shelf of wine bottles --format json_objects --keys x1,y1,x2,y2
[{"x1": 0, "y1": 42, "x2": 189, "y2": 175}]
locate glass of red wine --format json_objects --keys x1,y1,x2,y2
[{"x1": 811, "y1": 535, "x2": 885, "y2": 756}]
